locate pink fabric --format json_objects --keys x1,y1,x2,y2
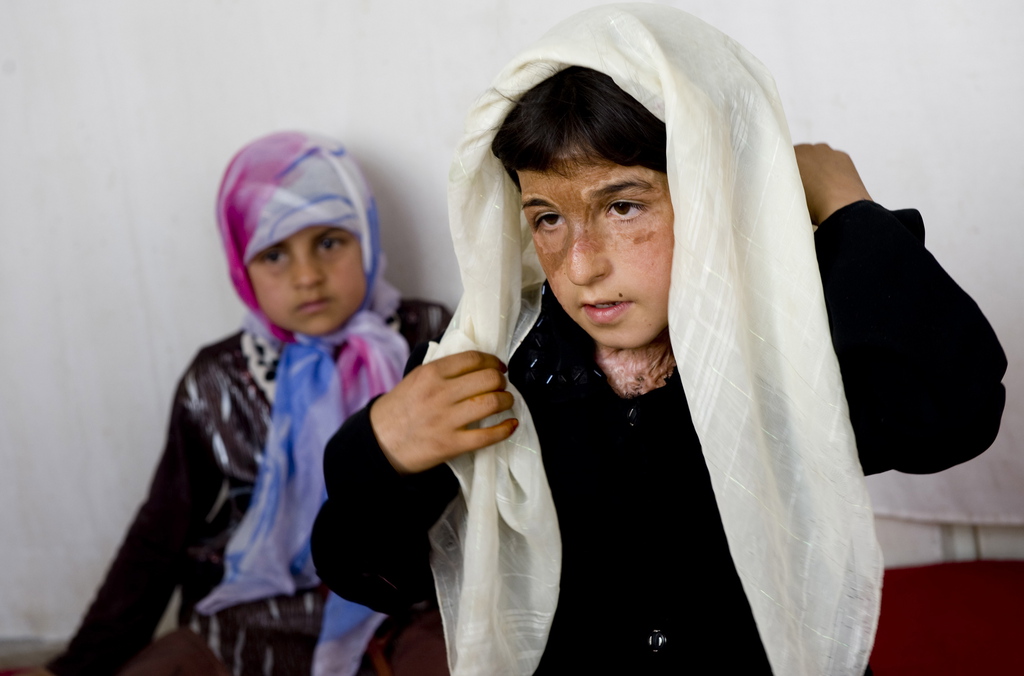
[
  {"x1": 337, "y1": 333, "x2": 405, "y2": 416},
  {"x1": 217, "y1": 132, "x2": 309, "y2": 341}
]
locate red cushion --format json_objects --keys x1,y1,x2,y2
[{"x1": 871, "y1": 560, "x2": 1024, "y2": 675}]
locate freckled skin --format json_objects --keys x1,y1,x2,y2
[
  {"x1": 631, "y1": 230, "x2": 657, "y2": 245},
  {"x1": 519, "y1": 161, "x2": 676, "y2": 397},
  {"x1": 247, "y1": 225, "x2": 366, "y2": 336}
]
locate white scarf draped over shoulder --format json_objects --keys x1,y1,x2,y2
[{"x1": 426, "y1": 5, "x2": 882, "y2": 675}]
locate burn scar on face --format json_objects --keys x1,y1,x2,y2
[
  {"x1": 519, "y1": 161, "x2": 676, "y2": 398},
  {"x1": 631, "y1": 229, "x2": 656, "y2": 245}
]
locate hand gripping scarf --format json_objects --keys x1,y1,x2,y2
[
  {"x1": 196, "y1": 131, "x2": 410, "y2": 676},
  {"x1": 425, "y1": 5, "x2": 882, "y2": 675}
]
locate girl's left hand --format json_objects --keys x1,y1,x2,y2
[{"x1": 794, "y1": 143, "x2": 873, "y2": 225}]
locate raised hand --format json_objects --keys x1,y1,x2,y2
[{"x1": 794, "y1": 143, "x2": 873, "y2": 225}]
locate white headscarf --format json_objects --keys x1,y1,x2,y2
[{"x1": 426, "y1": 5, "x2": 882, "y2": 675}]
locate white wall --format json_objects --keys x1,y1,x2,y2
[{"x1": 1, "y1": 0, "x2": 1022, "y2": 640}]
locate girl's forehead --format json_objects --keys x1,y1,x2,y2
[
  {"x1": 271, "y1": 224, "x2": 357, "y2": 246},
  {"x1": 518, "y1": 161, "x2": 669, "y2": 202},
  {"x1": 244, "y1": 192, "x2": 362, "y2": 264}
]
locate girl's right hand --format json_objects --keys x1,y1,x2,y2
[
  {"x1": 794, "y1": 143, "x2": 873, "y2": 225},
  {"x1": 369, "y1": 351, "x2": 518, "y2": 474}
]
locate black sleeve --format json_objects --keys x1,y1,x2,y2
[
  {"x1": 48, "y1": 381, "x2": 224, "y2": 676},
  {"x1": 312, "y1": 343, "x2": 460, "y2": 614},
  {"x1": 815, "y1": 200, "x2": 1006, "y2": 475}
]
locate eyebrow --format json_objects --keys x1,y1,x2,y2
[
  {"x1": 520, "y1": 179, "x2": 657, "y2": 210},
  {"x1": 590, "y1": 179, "x2": 656, "y2": 202},
  {"x1": 522, "y1": 197, "x2": 555, "y2": 210}
]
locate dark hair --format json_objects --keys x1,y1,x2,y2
[{"x1": 491, "y1": 66, "x2": 667, "y2": 187}]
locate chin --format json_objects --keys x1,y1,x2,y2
[
  {"x1": 568, "y1": 306, "x2": 669, "y2": 351},
  {"x1": 283, "y1": 319, "x2": 332, "y2": 336},
  {"x1": 583, "y1": 327, "x2": 660, "y2": 352},
  {"x1": 307, "y1": 324, "x2": 343, "y2": 337}
]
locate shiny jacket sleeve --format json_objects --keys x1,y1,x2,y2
[{"x1": 47, "y1": 379, "x2": 224, "y2": 676}]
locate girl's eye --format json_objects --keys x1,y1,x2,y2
[
  {"x1": 320, "y1": 233, "x2": 353, "y2": 250},
  {"x1": 610, "y1": 201, "x2": 643, "y2": 218},
  {"x1": 534, "y1": 213, "x2": 563, "y2": 229},
  {"x1": 260, "y1": 249, "x2": 285, "y2": 264}
]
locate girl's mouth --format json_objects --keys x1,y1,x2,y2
[
  {"x1": 297, "y1": 299, "x2": 329, "y2": 314},
  {"x1": 583, "y1": 300, "x2": 630, "y2": 324}
]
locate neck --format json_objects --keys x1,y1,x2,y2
[{"x1": 594, "y1": 329, "x2": 676, "y2": 399}]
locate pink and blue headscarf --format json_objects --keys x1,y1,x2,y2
[{"x1": 197, "y1": 131, "x2": 409, "y2": 675}]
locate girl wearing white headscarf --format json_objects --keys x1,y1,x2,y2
[{"x1": 313, "y1": 5, "x2": 1004, "y2": 675}]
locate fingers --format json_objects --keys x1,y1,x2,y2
[
  {"x1": 452, "y1": 417, "x2": 519, "y2": 455},
  {"x1": 451, "y1": 389, "x2": 515, "y2": 429},
  {"x1": 430, "y1": 371, "x2": 515, "y2": 441},
  {"x1": 413, "y1": 351, "x2": 509, "y2": 406},
  {"x1": 794, "y1": 143, "x2": 872, "y2": 225},
  {"x1": 445, "y1": 365, "x2": 509, "y2": 405},
  {"x1": 432, "y1": 350, "x2": 507, "y2": 379},
  {"x1": 369, "y1": 350, "x2": 520, "y2": 475}
]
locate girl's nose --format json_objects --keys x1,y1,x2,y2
[
  {"x1": 565, "y1": 226, "x2": 610, "y2": 286},
  {"x1": 292, "y1": 255, "x2": 325, "y2": 287}
]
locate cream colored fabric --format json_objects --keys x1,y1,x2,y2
[{"x1": 425, "y1": 5, "x2": 882, "y2": 675}]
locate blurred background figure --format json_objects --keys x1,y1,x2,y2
[{"x1": 24, "y1": 132, "x2": 449, "y2": 676}]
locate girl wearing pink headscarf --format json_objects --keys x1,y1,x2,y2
[{"x1": 43, "y1": 132, "x2": 445, "y2": 676}]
